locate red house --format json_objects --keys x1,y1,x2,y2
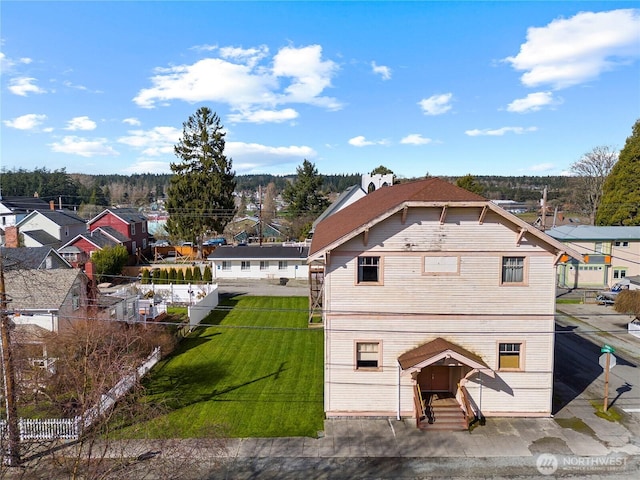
[{"x1": 58, "y1": 208, "x2": 150, "y2": 266}]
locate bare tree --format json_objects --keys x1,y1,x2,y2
[
  {"x1": 569, "y1": 145, "x2": 618, "y2": 225},
  {"x1": 261, "y1": 182, "x2": 278, "y2": 225}
]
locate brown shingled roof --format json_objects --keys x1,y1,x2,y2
[
  {"x1": 309, "y1": 177, "x2": 486, "y2": 257},
  {"x1": 398, "y1": 337, "x2": 488, "y2": 370}
]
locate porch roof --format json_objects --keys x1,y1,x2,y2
[{"x1": 398, "y1": 337, "x2": 489, "y2": 370}]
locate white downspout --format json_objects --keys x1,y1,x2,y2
[{"x1": 397, "y1": 362, "x2": 401, "y2": 420}]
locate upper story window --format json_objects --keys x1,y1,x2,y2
[
  {"x1": 131, "y1": 223, "x2": 136, "y2": 236},
  {"x1": 142, "y1": 222, "x2": 146, "y2": 233},
  {"x1": 614, "y1": 241, "x2": 629, "y2": 247},
  {"x1": 613, "y1": 269, "x2": 627, "y2": 279},
  {"x1": 501, "y1": 256, "x2": 525, "y2": 284},
  {"x1": 594, "y1": 241, "x2": 603, "y2": 253},
  {"x1": 358, "y1": 256, "x2": 380, "y2": 283}
]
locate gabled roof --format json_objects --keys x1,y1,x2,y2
[
  {"x1": 309, "y1": 177, "x2": 584, "y2": 262},
  {"x1": 88, "y1": 207, "x2": 147, "y2": 226},
  {"x1": 22, "y1": 230, "x2": 60, "y2": 248},
  {"x1": 59, "y1": 228, "x2": 121, "y2": 250},
  {"x1": 207, "y1": 245, "x2": 309, "y2": 260},
  {"x1": 95, "y1": 226, "x2": 130, "y2": 243},
  {"x1": 546, "y1": 225, "x2": 640, "y2": 241},
  {"x1": 312, "y1": 185, "x2": 365, "y2": 230},
  {"x1": 0, "y1": 196, "x2": 50, "y2": 213},
  {"x1": 1, "y1": 246, "x2": 71, "y2": 270},
  {"x1": 398, "y1": 337, "x2": 489, "y2": 371},
  {"x1": 17, "y1": 209, "x2": 86, "y2": 228},
  {"x1": 5, "y1": 269, "x2": 84, "y2": 311}
]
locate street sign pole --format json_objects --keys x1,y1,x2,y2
[
  {"x1": 600, "y1": 344, "x2": 616, "y2": 412},
  {"x1": 603, "y1": 352, "x2": 610, "y2": 412}
]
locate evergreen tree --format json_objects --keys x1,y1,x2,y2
[
  {"x1": 456, "y1": 174, "x2": 485, "y2": 196},
  {"x1": 192, "y1": 266, "x2": 203, "y2": 283},
  {"x1": 168, "y1": 268, "x2": 177, "y2": 283},
  {"x1": 159, "y1": 269, "x2": 168, "y2": 285},
  {"x1": 140, "y1": 269, "x2": 151, "y2": 285},
  {"x1": 596, "y1": 120, "x2": 640, "y2": 225},
  {"x1": 184, "y1": 267, "x2": 193, "y2": 283},
  {"x1": 166, "y1": 107, "x2": 237, "y2": 252},
  {"x1": 152, "y1": 268, "x2": 161, "y2": 284},
  {"x1": 282, "y1": 160, "x2": 329, "y2": 217},
  {"x1": 203, "y1": 265, "x2": 213, "y2": 283},
  {"x1": 177, "y1": 269, "x2": 185, "y2": 285}
]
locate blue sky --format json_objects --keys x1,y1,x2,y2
[{"x1": 1, "y1": 1, "x2": 639, "y2": 179}]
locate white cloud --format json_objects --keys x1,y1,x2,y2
[
  {"x1": 65, "y1": 116, "x2": 97, "y2": 131},
  {"x1": 3, "y1": 113, "x2": 47, "y2": 130},
  {"x1": 226, "y1": 141, "x2": 317, "y2": 174},
  {"x1": 465, "y1": 126, "x2": 538, "y2": 136},
  {"x1": 50, "y1": 136, "x2": 118, "y2": 157},
  {"x1": 506, "y1": 91, "x2": 558, "y2": 113},
  {"x1": 418, "y1": 93, "x2": 453, "y2": 115},
  {"x1": 8, "y1": 77, "x2": 46, "y2": 96},
  {"x1": 371, "y1": 61, "x2": 391, "y2": 80},
  {"x1": 123, "y1": 117, "x2": 141, "y2": 126},
  {"x1": 227, "y1": 108, "x2": 299, "y2": 124},
  {"x1": 348, "y1": 135, "x2": 388, "y2": 147},
  {"x1": 134, "y1": 44, "x2": 341, "y2": 117},
  {"x1": 505, "y1": 9, "x2": 640, "y2": 89},
  {"x1": 118, "y1": 126, "x2": 181, "y2": 156},
  {"x1": 0, "y1": 52, "x2": 32, "y2": 74},
  {"x1": 400, "y1": 134, "x2": 433, "y2": 145},
  {"x1": 527, "y1": 162, "x2": 555, "y2": 172}
]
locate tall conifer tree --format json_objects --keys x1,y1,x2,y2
[{"x1": 166, "y1": 107, "x2": 237, "y2": 250}]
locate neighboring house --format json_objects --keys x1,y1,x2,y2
[
  {"x1": 546, "y1": 226, "x2": 640, "y2": 289},
  {"x1": 308, "y1": 177, "x2": 582, "y2": 428},
  {"x1": 5, "y1": 268, "x2": 92, "y2": 333},
  {"x1": 88, "y1": 208, "x2": 150, "y2": 261},
  {"x1": 58, "y1": 228, "x2": 125, "y2": 267},
  {"x1": 311, "y1": 173, "x2": 394, "y2": 235},
  {"x1": 16, "y1": 209, "x2": 87, "y2": 248},
  {"x1": 232, "y1": 218, "x2": 286, "y2": 244},
  {"x1": 1, "y1": 246, "x2": 72, "y2": 271},
  {"x1": 0, "y1": 195, "x2": 50, "y2": 232},
  {"x1": 208, "y1": 244, "x2": 309, "y2": 280}
]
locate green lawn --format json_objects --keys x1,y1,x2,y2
[{"x1": 131, "y1": 296, "x2": 324, "y2": 438}]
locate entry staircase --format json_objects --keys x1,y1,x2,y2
[{"x1": 418, "y1": 391, "x2": 467, "y2": 431}]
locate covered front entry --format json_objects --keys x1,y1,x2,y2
[{"x1": 398, "y1": 337, "x2": 493, "y2": 431}]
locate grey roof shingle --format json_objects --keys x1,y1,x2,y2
[
  {"x1": 546, "y1": 225, "x2": 640, "y2": 241},
  {"x1": 18, "y1": 209, "x2": 87, "y2": 227},
  {"x1": 22, "y1": 230, "x2": 61, "y2": 248},
  {"x1": 0, "y1": 196, "x2": 50, "y2": 213},
  {"x1": 207, "y1": 245, "x2": 309, "y2": 260},
  {"x1": 5, "y1": 269, "x2": 82, "y2": 311},
  {"x1": 1, "y1": 246, "x2": 71, "y2": 270}
]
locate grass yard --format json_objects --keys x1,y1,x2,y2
[{"x1": 128, "y1": 296, "x2": 324, "y2": 438}]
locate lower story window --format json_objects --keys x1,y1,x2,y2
[
  {"x1": 356, "y1": 342, "x2": 380, "y2": 369},
  {"x1": 221, "y1": 261, "x2": 231, "y2": 271},
  {"x1": 502, "y1": 256, "x2": 524, "y2": 283},
  {"x1": 498, "y1": 342, "x2": 521, "y2": 370},
  {"x1": 613, "y1": 269, "x2": 627, "y2": 279},
  {"x1": 241, "y1": 261, "x2": 251, "y2": 271},
  {"x1": 278, "y1": 260, "x2": 288, "y2": 270}
]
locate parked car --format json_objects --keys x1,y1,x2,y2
[{"x1": 203, "y1": 238, "x2": 227, "y2": 246}]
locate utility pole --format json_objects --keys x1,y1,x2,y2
[
  {"x1": 0, "y1": 254, "x2": 20, "y2": 466},
  {"x1": 540, "y1": 186, "x2": 548, "y2": 231},
  {"x1": 258, "y1": 185, "x2": 263, "y2": 246}
]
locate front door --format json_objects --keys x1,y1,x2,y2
[{"x1": 420, "y1": 366, "x2": 450, "y2": 392}]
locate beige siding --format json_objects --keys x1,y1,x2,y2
[
  {"x1": 325, "y1": 317, "x2": 554, "y2": 416},
  {"x1": 324, "y1": 206, "x2": 558, "y2": 417}
]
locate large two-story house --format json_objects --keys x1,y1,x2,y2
[
  {"x1": 16, "y1": 209, "x2": 87, "y2": 248},
  {"x1": 308, "y1": 177, "x2": 582, "y2": 429}
]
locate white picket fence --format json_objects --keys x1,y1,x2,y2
[{"x1": 1, "y1": 347, "x2": 161, "y2": 442}]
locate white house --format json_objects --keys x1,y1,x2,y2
[
  {"x1": 208, "y1": 244, "x2": 309, "y2": 280},
  {"x1": 308, "y1": 177, "x2": 582, "y2": 429}
]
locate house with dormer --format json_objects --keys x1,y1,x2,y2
[{"x1": 308, "y1": 177, "x2": 582, "y2": 430}]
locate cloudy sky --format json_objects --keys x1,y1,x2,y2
[{"x1": 1, "y1": 1, "x2": 638, "y2": 178}]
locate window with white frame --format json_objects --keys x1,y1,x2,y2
[
  {"x1": 221, "y1": 261, "x2": 231, "y2": 271},
  {"x1": 278, "y1": 260, "x2": 288, "y2": 270},
  {"x1": 614, "y1": 241, "x2": 629, "y2": 247},
  {"x1": 241, "y1": 261, "x2": 251, "y2": 271},
  {"x1": 594, "y1": 241, "x2": 603, "y2": 253},
  {"x1": 357, "y1": 256, "x2": 380, "y2": 283},
  {"x1": 260, "y1": 261, "x2": 269, "y2": 270},
  {"x1": 501, "y1": 256, "x2": 525, "y2": 284},
  {"x1": 356, "y1": 342, "x2": 381, "y2": 369},
  {"x1": 498, "y1": 342, "x2": 522, "y2": 370}
]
